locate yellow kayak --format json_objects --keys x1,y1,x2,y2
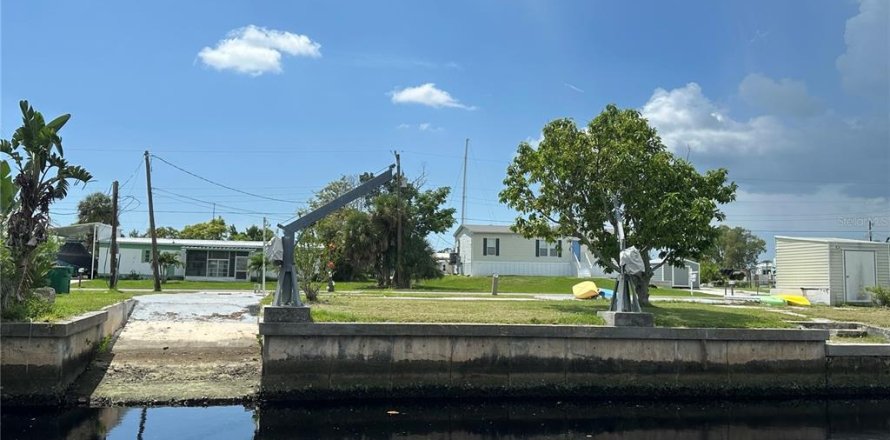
[
  {"x1": 573, "y1": 281, "x2": 599, "y2": 299},
  {"x1": 777, "y1": 294, "x2": 811, "y2": 306}
]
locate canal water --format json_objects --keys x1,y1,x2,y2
[{"x1": 2, "y1": 399, "x2": 888, "y2": 439}]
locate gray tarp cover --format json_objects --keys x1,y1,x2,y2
[{"x1": 620, "y1": 246, "x2": 645, "y2": 275}]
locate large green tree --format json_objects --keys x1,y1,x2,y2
[
  {"x1": 500, "y1": 105, "x2": 736, "y2": 304},
  {"x1": 180, "y1": 218, "x2": 227, "y2": 240},
  {"x1": 705, "y1": 225, "x2": 766, "y2": 274},
  {"x1": 76, "y1": 192, "x2": 114, "y2": 224},
  {"x1": 301, "y1": 173, "x2": 455, "y2": 288},
  {"x1": 1, "y1": 101, "x2": 92, "y2": 307},
  {"x1": 230, "y1": 224, "x2": 273, "y2": 241}
]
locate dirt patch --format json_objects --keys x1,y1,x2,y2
[{"x1": 67, "y1": 293, "x2": 263, "y2": 406}]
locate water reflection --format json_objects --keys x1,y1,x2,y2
[{"x1": 2, "y1": 399, "x2": 888, "y2": 439}]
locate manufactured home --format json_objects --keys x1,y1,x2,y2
[
  {"x1": 97, "y1": 237, "x2": 267, "y2": 281},
  {"x1": 453, "y1": 225, "x2": 698, "y2": 286},
  {"x1": 774, "y1": 236, "x2": 890, "y2": 305}
]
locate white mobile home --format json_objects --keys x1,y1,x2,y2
[
  {"x1": 453, "y1": 225, "x2": 697, "y2": 284},
  {"x1": 774, "y1": 236, "x2": 890, "y2": 305},
  {"x1": 97, "y1": 237, "x2": 266, "y2": 281}
]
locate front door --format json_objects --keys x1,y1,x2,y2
[
  {"x1": 235, "y1": 256, "x2": 249, "y2": 280},
  {"x1": 844, "y1": 250, "x2": 876, "y2": 303}
]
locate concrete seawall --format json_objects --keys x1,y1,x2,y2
[
  {"x1": 1, "y1": 299, "x2": 136, "y2": 404},
  {"x1": 259, "y1": 322, "x2": 890, "y2": 400}
]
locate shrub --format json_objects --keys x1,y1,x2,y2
[{"x1": 866, "y1": 285, "x2": 890, "y2": 307}]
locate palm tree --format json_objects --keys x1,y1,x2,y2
[
  {"x1": 1, "y1": 101, "x2": 91, "y2": 307},
  {"x1": 157, "y1": 252, "x2": 182, "y2": 283},
  {"x1": 248, "y1": 252, "x2": 272, "y2": 282}
]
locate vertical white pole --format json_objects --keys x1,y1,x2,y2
[
  {"x1": 262, "y1": 217, "x2": 267, "y2": 294},
  {"x1": 91, "y1": 224, "x2": 97, "y2": 279}
]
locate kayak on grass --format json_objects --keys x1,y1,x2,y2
[{"x1": 573, "y1": 281, "x2": 599, "y2": 299}]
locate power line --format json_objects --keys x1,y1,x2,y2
[
  {"x1": 153, "y1": 188, "x2": 294, "y2": 218},
  {"x1": 150, "y1": 154, "x2": 305, "y2": 204}
]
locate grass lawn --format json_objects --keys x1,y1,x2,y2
[
  {"x1": 72, "y1": 279, "x2": 273, "y2": 291},
  {"x1": 279, "y1": 294, "x2": 795, "y2": 328},
  {"x1": 797, "y1": 306, "x2": 890, "y2": 329},
  {"x1": 336, "y1": 275, "x2": 711, "y2": 297},
  {"x1": 29, "y1": 290, "x2": 139, "y2": 322}
]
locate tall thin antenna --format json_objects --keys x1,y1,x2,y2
[{"x1": 461, "y1": 138, "x2": 469, "y2": 225}]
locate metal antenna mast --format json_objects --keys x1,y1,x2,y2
[{"x1": 461, "y1": 138, "x2": 468, "y2": 225}]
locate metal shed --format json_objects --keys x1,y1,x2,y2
[{"x1": 774, "y1": 236, "x2": 890, "y2": 305}]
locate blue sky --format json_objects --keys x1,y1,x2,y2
[{"x1": 3, "y1": 0, "x2": 888, "y2": 258}]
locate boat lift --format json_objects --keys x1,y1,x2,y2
[{"x1": 270, "y1": 164, "x2": 396, "y2": 307}]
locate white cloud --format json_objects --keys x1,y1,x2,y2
[
  {"x1": 738, "y1": 74, "x2": 821, "y2": 116},
  {"x1": 396, "y1": 122, "x2": 443, "y2": 132},
  {"x1": 198, "y1": 25, "x2": 321, "y2": 76},
  {"x1": 641, "y1": 81, "x2": 889, "y2": 199},
  {"x1": 525, "y1": 133, "x2": 544, "y2": 149},
  {"x1": 836, "y1": 0, "x2": 889, "y2": 98},
  {"x1": 564, "y1": 82, "x2": 585, "y2": 93},
  {"x1": 389, "y1": 83, "x2": 474, "y2": 109},
  {"x1": 642, "y1": 82, "x2": 789, "y2": 154}
]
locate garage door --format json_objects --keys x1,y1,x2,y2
[{"x1": 844, "y1": 250, "x2": 876, "y2": 303}]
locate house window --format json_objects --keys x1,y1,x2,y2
[
  {"x1": 142, "y1": 249, "x2": 151, "y2": 263},
  {"x1": 186, "y1": 250, "x2": 207, "y2": 276},
  {"x1": 536, "y1": 240, "x2": 562, "y2": 258},
  {"x1": 482, "y1": 238, "x2": 500, "y2": 256}
]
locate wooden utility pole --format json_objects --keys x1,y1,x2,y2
[
  {"x1": 461, "y1": 138, "x2": 468, "y2": 225},
  {"x1": 395, "y1": 152, "x2": 402, "y2": 289},
  {"x1": 109, "y1": 180, "x2": 119, "y2": 289},
  {"x1": 144, "y1": 151, "x2": 162, "y2": 292}
]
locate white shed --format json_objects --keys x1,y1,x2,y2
[
  {"x1": 650, "y1": 259, "x2": 701, "y2": 289},
  {"x1": 774, "y1": 236, "x2": 890, "y2": 306}
]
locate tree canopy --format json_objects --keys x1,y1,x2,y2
[
  {"x1": 304, "y1": 172, "x2": 455, "y2": 288},
  {"x1": 180, "y1": 218, "x2": 227, "y2": 240},
  {"x1": 500, "y1": 104, "x2": 736, "y2": 303},
  {"x1": 705, "y1": 225, "x2": 766, "y2": 272},
  {"x1": 76, "y1": 192, "x2": 114, "y2": 224}
]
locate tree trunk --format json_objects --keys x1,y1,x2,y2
[{"x1": 635, "y1": 272, "x2": 653, "y2": 306}]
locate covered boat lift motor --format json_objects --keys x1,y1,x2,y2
[{"x1": 269, "y1": 165, "x2": 395, "y2": 313}]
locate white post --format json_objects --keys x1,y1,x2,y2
[
  {"x1": 91, "y1": 224, "x2": 97, "y2": 279},
  {"x1": 262, "y1": 217, "x2": 267, "y2": 294}
]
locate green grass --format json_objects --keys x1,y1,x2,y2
[
  {"x1": 645, "y1": 303, "x2": 793, "y2": 329},
  {"x1": 72, "y1": 279, "x2": 272, "y2": 291},
  {"x1": 309, "y1": 294, "x2": 608, "y2": 325},
  {"x1": 797, "y1": 305, "x2": 890, "y2": 329},
  {"x1": 335, "y1": 275, "x2": 712, "y2": 297},
  {"x1": 281, "y1": 294, "x2": 794, "y2": 328},
  {"x1": 31, "y1": 290, "x2": 137, "y2": 322}
]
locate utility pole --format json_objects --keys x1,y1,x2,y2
[
  {"x1": 461, "y1": 138, "x2": 468, "y2": 225},
  {"x1": 868, "y1": 220, "x2": 873, "y2": 241},
  {"x1": 395, "y1": 152, "x2": 402, "y2": 289},
  {"x1": 110, "y1": 180, "x2": 119, "y2": 289},
  {"x1": 144, "y1": 151, "x2": 162, "y2": 292},
  {"x1": 262, "y1": 216, "x2": 267, "y2": 294}
]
